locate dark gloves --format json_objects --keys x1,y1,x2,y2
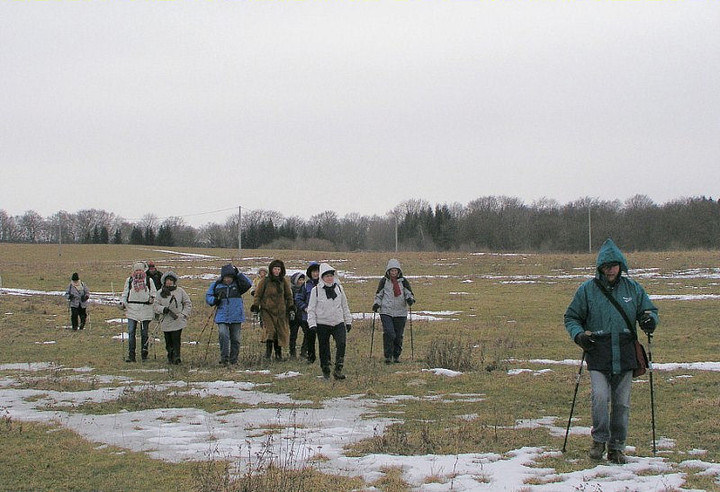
[
  {"x1": 406, "y1": 298, "x2": 415, "y2": 307},
  {"x1": 372, "y1": 303, "x2": 380, "y2": 313},
  {"x1": 162, "y1": 307, "x2": 178, "y2": 319},
  {"x1": 68, "y1": 294, "x2": 76, "y2": 300},
  {"x1": 163, "y1": 307, "x2": 170, "y2": 314},
  {"x1": 639, "y1": 312, "x2": 656, "y2": 334},
  {"x1": 309, "y1": 325, "x2": 317, "y2": 333},
  {"x1": 250, "y1": 304, "x2": 259, "y2": 313},
  {"x1": 346, "y1": 324, "x2": 351, "y2": 333},
  {"x1": 216, "y1": 290, "x2": 227, "y2": 300},
  {"x1": 213, "y1": 297, "x2": 222, "y2": 306},
  {"x1": 81, "y1": 295, "x2": 89, "y2": 302},
  {"x1": 574, "y1": 332, "x2": 594, "y2": 351}
]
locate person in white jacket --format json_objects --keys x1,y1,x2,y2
[
  {"x1": 307, "y1": 263, "x2": 352, "y2": 380},
  {"x1": 121, "y1": 261, "x2": 157, "y2": 362},
  {"x1": 154, "y1": 271, "x2": 192, "y2": 364}
]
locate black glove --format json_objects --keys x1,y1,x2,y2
[
  {"x1": 372, "y1": 303, "x2": 380, "y2": 313},
  {"x1": 250, "y1": 304, "x2": 259, "y2": 313},
  {"x1": 309, "y1": 325, "x2": 317, "y2": 333},
  {"x1": 216, "y1": 290, "x2": 227, "y2": 300},
  {"x1": 81, "y1": 295, "x2": 89, "y2": 302},
  {"x1": 574, "y1": 332, "x2": 594, "y2": 351},
  {"x1": 163, "y1": 307, "x2": 170, "y2": 314},
  {"x1": 346, "y1": 324, "x2": 351, "y2": 333},
  {"x1": 639, "y1": 312, "x2": 656, "y2": 334},
  {"x1": 213, "y1": 297, "x2": 222, "y2": 306},
  {"x1": 406, "y1": 298, "x2": 415, "y2": 307},
  {"x1": 68, "y1": 294, "x2": 76, "y2": 300}
]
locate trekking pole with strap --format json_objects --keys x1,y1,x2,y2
[
  {"x1": 647, "y1": 331, "x2": 657, "y2": 455},
  {"x1": 370, "y1": 312, "x2": 376, "y2": 358},
  {"x1": 194, "y1": 307, "x2": 216, "y2": 364},
  {"x1": 562, "y1": 350, "x2": 587, "y2": 453},
  {"x1": 409, "y1": 305, "x2": 414, "y2": 361},
  {"x1": 151, "y1": 315, "x2": 164, "y2": 360}
]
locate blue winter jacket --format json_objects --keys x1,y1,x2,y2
[
  {"x1": 564, "y1": 239, "x2": 659, "y2": 374},
  {"x1": 205, "y1": 273, "x2": 252, "y2": 324}
]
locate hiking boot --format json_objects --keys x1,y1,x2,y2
[
  {"x1": 589, "y1": 441, "x2": 605, "y2": 460},
  {"x1": 322, "y1": 370, "x2": 331, "y2": 380},
  {"x1": 393, "y1": 357, "x2": 400, "y2": 363},
  {"x1": 125, "y1": 357, "x2": 136, "y2": 363},
  {"x1": 333, "y1": 366, "x2": 346, "y2": 380},
  {"x1": 385, "y1": 358, "x2": 392, "y2": 365},
  {"x1": 607, "y1": 449, "x2": 627, "y2": 464}
]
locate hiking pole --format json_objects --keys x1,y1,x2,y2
[
  {"x1": 370, "y1": 312, "x2": 376, "y2": 358},
  {"x1": 562, "y1": 350, "x2": 587, "y2": 453},
  {"x1": 409, "y1": 305, "x2": 414, "y2": 361},
  {"x1": 647, "y1": 331, "x2": 657, "y2": 456}
]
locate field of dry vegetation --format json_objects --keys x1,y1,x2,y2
[{"x1": 0, "y1": 244, "x2": 718, "y2": 491}]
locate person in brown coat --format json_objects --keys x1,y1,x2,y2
[{"x1": 251, "y1": 259, "x2": 295, "y2": 360}]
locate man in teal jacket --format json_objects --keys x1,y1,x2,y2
[{"x1": 564, "y1": 239, "x2": 658, "y2": 464}]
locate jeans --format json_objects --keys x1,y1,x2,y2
[
  {"x1": 217, "y1": 323, "x2": 241, "y2": 364},
  {"x1": 589, "y1": 369, "x2": 633, "y2": 451},
  {"x1": 317, "y1": 323, "x2": 346, "y2": 373},
  {"x1": 380, "y1": 314, "x2": 406, "y2": 361},
  {"x1": 127, "y1": 318, "x2": 150, "y2": 360}
]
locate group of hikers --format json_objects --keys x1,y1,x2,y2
[
  {"x1": 64, "y1": 238, "x2": 659, "y2": 464},
  {"x1": 67, "y1": 257, "x2": 416, "y2": 381}
]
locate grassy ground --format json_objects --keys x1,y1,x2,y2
[{"x1": 1, "y1": 244, "x2": 719, "y2": 490}]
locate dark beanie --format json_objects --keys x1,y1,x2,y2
[{"x1": 71, "y1": 272, "x2": 79, "y2": 281}]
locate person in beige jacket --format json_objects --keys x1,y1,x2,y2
[{"x1": 154, "y1": 271, "x2": 192, "y2": 364}]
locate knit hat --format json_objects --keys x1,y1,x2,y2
[
  {"x1": 133, "y1": 261, "x2": 147, "y2": 272},
  {"x1": 71, "y1": 272, "x2": 79, "y2": 281}
]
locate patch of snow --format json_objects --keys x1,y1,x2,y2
[
  {"x1": 422, "y1": 368, "x2": 463, "y2": 377},
  {"x1": 275, "y1": 371, "x2": 302, "y2": 379}
]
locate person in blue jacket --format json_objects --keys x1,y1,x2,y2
[
  {"x1": 564, "y1": 239, "x2": 658, "y2": 464},
  {"x1": 205, "y1": 263, "x2": 252, "y2": 366}
]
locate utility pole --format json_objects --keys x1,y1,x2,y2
[
  {"x1": 58, "y1": 218, "x2": 62, "y2": 257},
  {"x1": 588, "y1": 204, "x2": 592, "y2": 254},
  {"x1": 238, "y1": 205, "x2": 242, "y2": 256},
  {"x1": 394, "y1": 215, "x2": 398, "y2": 253}
]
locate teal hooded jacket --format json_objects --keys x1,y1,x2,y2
[{"x1": 564, "y1": 239, "x2": 659, "y2": 374}]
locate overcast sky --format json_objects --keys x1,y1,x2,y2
[{"x1": 2, "y1": 1, "x2": 719, "y2": 226}]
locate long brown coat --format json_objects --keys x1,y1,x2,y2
[{"x1": 252, "y1": 260, "x2": 294, "y2": 346}]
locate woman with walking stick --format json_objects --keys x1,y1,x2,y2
[
  {"x1": 372, "y1": 259, "x2": 415, "y2": 364},
  {"x1": 154, "y1": 271, "x2": 192, "y2": 364}
]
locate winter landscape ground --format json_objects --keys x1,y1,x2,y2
[{"x1": 0, "y1": 244, "x2": 718, "y2": 491}]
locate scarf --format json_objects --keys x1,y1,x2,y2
[
  {"x1": 71, "y1": 280, "x2": 83, "y2": 293},
  {"x1": 390, "y1": 276, "x2": 401, "y2": 297},
  {"x1": 323, "y1": 283, "x2": 338, "y2": 300},
  {"x1": 132, "y1": 271, "x2": 147, "y2": 292}
]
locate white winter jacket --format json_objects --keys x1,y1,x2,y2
[
  {"x1": 121, "y1": 275, "x2": 157, "y2": 322},
  {"x1": 307, "y1": 264, "x2": 352, "y2": 328}
]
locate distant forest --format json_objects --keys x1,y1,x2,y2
[{"x1": 2, "y1": 195, "x2": 719, "y2": 252}]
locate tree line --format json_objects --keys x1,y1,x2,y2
[{"x1": 1, "y1": 195, "x2": 718, "y2": 252}]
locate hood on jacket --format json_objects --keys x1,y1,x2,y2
[
  {"x1": 220, "y1": 264, "x2": 237, "y2": 279},
  {"x1": 290, "y1": 272, "x2": 305, "y2": 286},
  {"x1": 306, "y1": 261, "x2": 320, "y2": 278},
  {"x1": 319, "y1": 262, "x2": 336, "y2": 279},
  {"x1": 385, "y1": 258, "x2": 404, "y2": 278},
  {"x1": 268, "y1": 259, "x2": 286, "y2": 279},
  {"x1": 595, "y1": 238, "x2": 629, "y2": 276},
  {"x1": 161, "y1": 271, "x2": 178, "y2": 284}
]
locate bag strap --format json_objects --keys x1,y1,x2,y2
[{"x1": 593, "y1": 278, "x2": 638, "y2": 340}]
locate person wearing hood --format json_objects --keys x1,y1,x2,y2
[
  {"x1": 564, "y1": 239, "x2": 658, "y2": 464},
  {"x1": 154, "y1": 271, "x2": 192, "y2": 364},
  {"x1": 65, "y1": 272, "x2": 90, "y2": 331},
  {"x1": 307, "y1": 263, "x2": 352, "y2": 380},
  {"x1": 296, "y1": 262, "x2": 320, "y2": 364},
  {"x1": 251, "y1": 259, "x2": 295, "y2": 360},
  {"x1": 373, "y1": 259, "x2": 415, "y2": 364},
  {"x1": 121, "y1": 261, "x2": 158, "y2": 362},
  {"x1": 205, "y1": 264, "x2": 252, "y2": 366},
  {"x1": 288, "y1": 272, "x2": 306, "y2": 359}
]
